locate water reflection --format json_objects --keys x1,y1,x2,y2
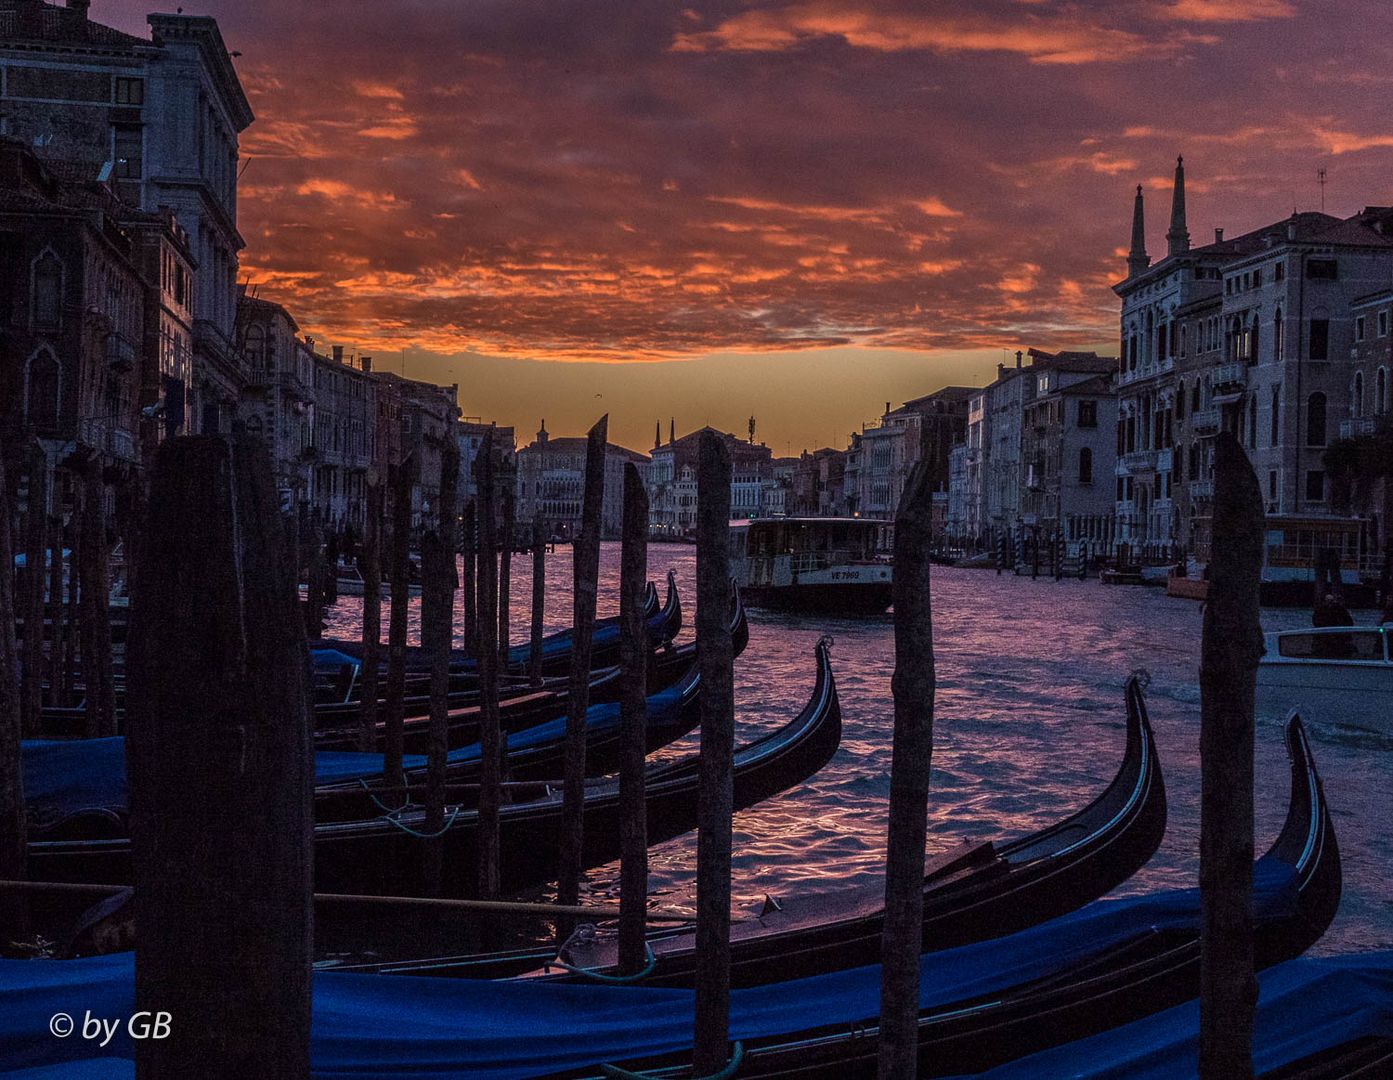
[{"x1": 321, "y1": 544, "x2": 1390, "y2": 955}]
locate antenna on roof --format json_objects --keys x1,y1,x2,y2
[{"x1": 1317, "y1": 167, "x2": 1327, "y2": 213}]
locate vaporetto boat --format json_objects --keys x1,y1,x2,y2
[{"x1": 731, "y1": 517, "x2": 893, "y2": 615}]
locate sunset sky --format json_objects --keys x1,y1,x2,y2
[{"x1": 102, "y1": 0, "x2": 1393, "y2": 452}]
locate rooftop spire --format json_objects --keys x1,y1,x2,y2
[
  {"x1": 1127, "y1": 184, "x2": 1150, "y2": 279},
  {"x1": 1166, "y1": 155, "x2": 1190, "y2": 256}
]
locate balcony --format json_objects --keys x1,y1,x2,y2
[
  {"x1": 1339, "y1": 417, "x2": 1378, "y2": 440},
  {"x1": 1189, "y1": 478, "x2": 1214, "y2": 499},
  {"x1": 1191, "y1": 408, "x2": 1220, "y2": 435},
  {"x1": 1211, "y1": 362, "x2": 1247, "y2": 404},
  {"x1": 78, "y1": 418, "x2": 139, "y2": 465},
  {"x1": 1156, "y1": 447, "x2": 1173, "y2": 473},
  {"x1": 1121, "y1": 449, "x2": 1157, "y2": 473}
]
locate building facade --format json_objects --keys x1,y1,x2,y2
[{"x1": 515, "y1": 422, "x2": 650, "y2": 540}]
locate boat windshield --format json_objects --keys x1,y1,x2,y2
[
  {"x1": 746, "y1": 520, "x2": 879, "y2": 561},
  {"x1": 1277, "y1": 629, "x2": 1386, "y2": 662}
]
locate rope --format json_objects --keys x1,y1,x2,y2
[
  {"x1": 378, "y1": 803, "x2": 461, "y2": 839},
  {"x1": 601, "y1": 1042, "x2": 744, "y2": 1080},
  {"x1": 550, "y1": 942, "x2": 656, "y2": 984},
  {"x1": 355, "y1": 778, "x2": 413, "y2": 815}
]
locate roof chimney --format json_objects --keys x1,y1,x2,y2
[
  {"x1": 885, "y1": 401, "x2": 891, "y2": 416},
  {"x1": 1214, "y1": 227, "x2": 1223, "y2": 243},
  {"x1": 360, "y1": 354, "x2": 372, "y2": 372},
  {"x1": 1166, "y1": 156, "x2": 1190, "y2": 256},
  {"x1": 68, "y1": 0, "x2": 91, "y2": 18},
  {"x1": 1127, "y1": 184, "x2": 1150, "y2": 278},
  {"x1": 332, "y1": 345, "x2": 344, "y2": 364},
  {"x1": 1015, "y1": 350, "x2": 1023, "y2": 369}
]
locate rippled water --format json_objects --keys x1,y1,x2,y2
[{"x1": 322, "y1": 542, "x2": 1392, "y2": 957}]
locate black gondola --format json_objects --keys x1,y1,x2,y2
[
  {"x1": 545, "y1": 710, "x2": 1338, "y2": 1079},
  {"x1": 25, "y1": 636, "x2": 840, "y2": 896},
  {"x1": 327, "y1": 672, "x2": 1166, "y2": 982}
]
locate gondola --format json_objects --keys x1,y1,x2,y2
[
  {"x1": 0, "y1": 713, "x2": 1336, "y2": 1080},
  {"x1": 961, "y1": 950, "x2": 1393, "y2": 1079},
  {"x1": 314, "y1": 570, "x2": 680, "y2": 684},
  {"x1": 24, "y1": 637, "x2": 840, "y2": 896},
  {"x1": 327, "y1": 671, "x2": 1165, "y2": 982},
  {"x1": 543, "y1": 710, "x2": 1339, "y2": 1079},
  {"x1": 311, "y1": 583, "x2": 746, "y2": 752}
]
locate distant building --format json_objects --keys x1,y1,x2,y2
[
  {"x1": 847, "y1": 386, "x2": 973, "y2": 521},
  {"x1": 1021, "y1": 369, "x2": 1118, "y2": 549},
  {"x1": 308, "y1": 346, "x2": 382, "y2": 533},
  {"x1": 236, "y1": 292, "x2": 316, "y2": 510},
  {"x1": 515, "y1": 421, "x2": 650, "y2": 540},
  {"x1": 647, "y1": 423, "x2": 774, "y2": 534},
  {"x1": 370, "y1": 369, "x2": 461, "y2": 534},
  {"x1": 1, "y1": 1, "x2": 255, "y2": 435}
]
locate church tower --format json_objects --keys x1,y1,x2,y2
[
  {"x1": 1127, "y1": 185, "x2": 1150, "y2": 279},
  {"x1": 1166, "y1": 156, "x2": 1190, "y2": 256}
]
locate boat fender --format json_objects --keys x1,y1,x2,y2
[
  {"x1": 601, "y1": 1041, "x2": 745, "y2": 1080},
  {"x1": 551, "y1": 942, "x2": 657, "y2": 985}
]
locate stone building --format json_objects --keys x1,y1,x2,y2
[
  {"x1": 368, "y1": 368, "x2": 460, "y2": 535},
  {"x1": 0, "y1": 135, "x2": 190, "y2": 510},
  {"x1": 235, "y1": 292, "x2": 315, "y2": 510},
  {"x1": 646, "y1": 423, "x2": 773, "y2": 535},
  {"x1": 1115, "y1": 156, "x2": 1393, "y2": 563},
  {"x1": 845, "y1": 387, "x2": 973, "y2": 521},
  {"x1": 515, "y1": 421, "x2": 650, "y2": 540},
  {"x1": 458, "y1": 418, "x2": 515, "y2": 513},
  {"x1": 1021, "y1": 369, "x2": 1118, "y2": 548},
  {"x1": 1, "y1": 0, "x2": 253, "y2": 435}
]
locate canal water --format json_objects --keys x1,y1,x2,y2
[{"x1": 322, "y1": 542, "x2": 1391, "y2": 957}]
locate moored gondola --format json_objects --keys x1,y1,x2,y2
[
  {"x1": 328, "y1": 671, "x2": 1166, "y2": 982},
  {"x1": 24, "y1": 635, "x2": 840, "y2": 896}
]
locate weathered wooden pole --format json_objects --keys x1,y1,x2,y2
[
  {"x1": 1198, "y1": 432, "x2": 1265, "y2": 1079},
  {"x1": 126, "y1": 436, "x2": 313, "y2": 1079},
  {"x1": 383, "y1": 455, "x2": 416, "y2": 790},
  {"x1": 877, "y1": 459, "x2": 937, "y2": 1080},
  {"x1": 693, "y1": 431, "x2": 736, "y2": 1074},
  {"x1": 529, "y1": 510, "x2": 546, "y2": 687},
  {"x1": 46, "y1": 511, "x2": 63, "y2": 707},
  {"x1": 21, "y1": 446, "x2": 47, "y2": 735},
  {"x1": 301, "y1": 508, "x2": 326, "y2": 640},
  {"x1": 78, "y1": 457, "x2": 116, "y2": 737},
  {"x1": 556, "y1": 415, "x2": 608, "y2": 936},
  {"x1": 461, "y1": 499, "x2": 478, "y2": 656},
  {"x1": 473, "y1": 430, "x2": 503, "y2": 898},
  {"x1": 0, "y1": 451, "x2": 28, "y2": 927},
  {"x1": 617, "y1": 463, "x2": 650, "y2": 975},
  {"x1": 357, "y1": 479, "x2": 384, "y2": 752},
  {"x1": 422, "y1": 440, "x2": 460, "y2": 895},
  {"x1": 498, "y1": 468, "x2": 515, "y2": 668}
]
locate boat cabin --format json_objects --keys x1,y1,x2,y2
[{"x1": 730, "y1": 518, "x2": 883, "y2": 588}]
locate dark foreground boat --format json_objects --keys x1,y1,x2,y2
[
  {"x1": 0, "y1": 715, "x2": 1337, "y2": 1080},
  {"x1": 311, "y1": 583, "x2": 746, "y2": 752},
  {"x1": 964, "y1": 949, "x2": 1393, "y2": 1080},
  {"x1": 25, "y1": 638, "x2": 840, "y2": 896},
  {"x1": 327, "y1": 672, "x2": 1165, "y2": 982}
]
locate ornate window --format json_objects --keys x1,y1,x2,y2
[
  {"x1": 31, "y1": 250, "x2": 63, "y2": 331},
  {"x1": 23, "y1": 346, "x2": 62, "y2": 429}
]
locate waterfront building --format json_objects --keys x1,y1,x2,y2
[
  {"x1": 1, "y1": 1, "x2": 254, "y2": 435},
  {"x1": 647, "y1": 424, "x2": 773, "y2": 535},
  {"x1": 1021, "y1": 368, "x2": 1118, "y2": 549},
  {"x1": 789, "y1": 447, "x2": 845, "y2": 517},
  {"x1": 1116, "y1": 156, "x2": 1393, "y2": 567},
  {"x1": 0, "y1": 134, "x2": 189, "y2": 508},
  {"x1": 515, "y1": 421, "x2": 650, "y2": 540},
  {"x1": 235, "y1": 292, "x2": 316, "y2": 511},
  {"x1": 369, "y1": 369, "x2": 460, "y2": 534},
  {"x1": 458, "y1": 419, "x2": 515, "y2": 512},
  {"x1": 846, "y1": 387, "x2": 973, "y2": 521},
  {"x1": 306, "y1": 346, "x2": 382, "y2": 533},
  {"x1": 945, "y1": 443, "x2": 969, "y2": 543}
]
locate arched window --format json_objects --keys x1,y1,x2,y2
[
  {"x1": 24, "y1": 347, "x2": 62, "y2": 430},
  {"x1": 1353, "y1": 372, "x2": 1365, "y2": 418},
  {"x1": 1307, "y1": 392, "x2": 1327, "y2": 447},
  {"x1": 1379, "y1": 368, "x2": 1388, "y2": 416},
  {"x1": 1176, "y1": 379, "x2": 1186, "y2": 419},
  {"x1": 31, "y1": 251, "x2": 63, "y2": 331},
  {"x1": 243, "y1": 324, "x2": 266, "y2": 369},
  {"x1": 1249, "y1": 318, "x2": 1259, "y2": 364},
  {"x1": 1270, "y1": 386, "x2": 1280, "y2": 448},
  {"x1": 1079, "y1": 447, "x2": 1093, "y2": 484},
  {"x1": 1273, "y1": 307, "x2": 1283, "y2": 362},
  {"x1": 1248, "y1": 396, "x2": 1258, "y2": 448}
]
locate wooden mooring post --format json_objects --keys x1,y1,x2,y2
[
  {"x1": 876, "y1": 460, "x2": 937, "y2": 1079},
  {"x1": 21, "y1": 445, "x2": 47, "y2": 735},
  {"x1": 126, "y1": 436, "x2": 312, "y2": 1079},
  {"x1": 498, "y1": 471, "x2": 515, "y2": 667},
  {"x1": 693, "y1": 431, "x2": 736, "y2": 1075},
  {"x1": 461, "y1": 499, "x2": 478, "y2": 657},
  {"x1": 383, "y1": 456, "x2": 416, "y2": 790},
  {"x1": 529, "y1": 511, "x2": 546, "y2": 687},
  {"x1": 357, "y1": 479, "x2": 384, "y2": 752},
  {"x1": 1198, "y1": 432, "x2": 1265, "y2": 1079},
  {"x1": 421, "y1": 440, "x2": 460, "y2": 895},
  {"x1": 556, "y1": 415, "x2": 607, "y2": 941},
  {"x1": 474, "y1": 430, "x2": 503, "y2": 899},
  {"x1": 617, "y1": 463, "x2": 650, "y2": 975},
  {"x1": 78, "y1": 456, "x2": 115, "y2": 737},
  {"x1": 0, "y1": 450, "x2": 28, "y2": 928}
]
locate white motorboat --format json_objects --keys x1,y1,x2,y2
[{"x1": 1257, "y1": 625, "x2": 1392, "y2": 734}]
